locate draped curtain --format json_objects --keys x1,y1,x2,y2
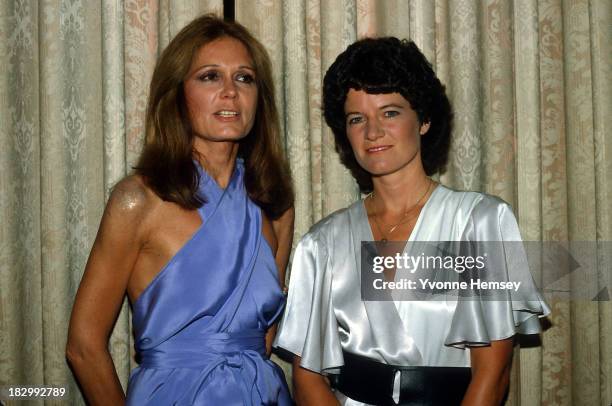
[
  {"x1": 1, "y1": 1, "x2": 223, "y2": 404},
  {"x1": 1, "y1": 0, "x2": 610, "y2": 405}
]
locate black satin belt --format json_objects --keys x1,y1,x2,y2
[{"x1": 331, "y1": 350, "x2": 471, "y2": 406}]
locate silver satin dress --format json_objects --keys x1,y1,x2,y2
[{"x1": 274, "y1": 185, "x2": 550, "y2": 405}]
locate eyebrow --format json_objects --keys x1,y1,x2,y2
[
  {"x1": 379, "y1": 103, "x2": 404, "y2": 110},
  {"x1": 193, "y1": 64, "x2": 256, "y2": 72},
  {"x1": 345, "y1": 103, "x2": 405, "y2": 116}
]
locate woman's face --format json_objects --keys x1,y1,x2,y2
[
  {"x1": 344, "y1": 89, "x2": 430, "y2": 177},
  {"x1": 183, "y1": 36, "x2": 258, "y2": 143}
]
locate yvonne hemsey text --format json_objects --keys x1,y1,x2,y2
[{"x1": 372, "y1": 278, "x2": 522, "y2": 292}]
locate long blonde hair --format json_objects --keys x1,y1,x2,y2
[{"x1": 136, "y1": 14, "x2": 293, "y2": 219}]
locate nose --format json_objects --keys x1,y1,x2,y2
[
  {"x1": 365, "y1": 118, "x2": 384, "y2": 141},
  {"x1": 221, "y1": 78, "x2": 237, "y2": 98}
]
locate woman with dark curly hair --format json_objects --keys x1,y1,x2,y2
[
  {"x1": 67, "y1": 15, "x2": 293, "y2": 405},
  {"x1": 275, "y1": 37, "x2": 549, "y2": 405}
]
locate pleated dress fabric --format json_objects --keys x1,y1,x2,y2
[
  {"x1": 126, "y1": 160, "x2": 292, "y2": 405},
  {"x1": 275, "y1": 184, "x2": 551, "y2": 405}
]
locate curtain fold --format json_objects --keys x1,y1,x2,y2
[
  {"x1": 563, "y1": 1, "x2": 600, "y2": 403},
  {"x1": 1, "y1": 0, "x2": 43, "y2": 392},
  {"x1": 238, "y1": 0, "x2": 362, "y2": 243}
]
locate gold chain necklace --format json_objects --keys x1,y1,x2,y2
[{"x1": 370, "y1": 180, "x2": 433, "y2": 242}]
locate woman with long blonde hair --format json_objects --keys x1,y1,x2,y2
[{"x1": 67, "y1": 15, "x2": 294, "y2": 405}]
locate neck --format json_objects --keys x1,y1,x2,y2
[
  {"x1": 193, "y1": 139, "x2": 240, "y2": 189},
  {"x1": 370, "y1": 163, "x2": 430, "y2": 216}
]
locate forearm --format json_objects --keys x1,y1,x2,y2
[
  {"x1": 67, "y1": 346, "x2": 125, "y2": 405},
  {"x1": 292, "y1": 357, "x2": 339, "y2": 406},
  {"x1": 460, "y1": 367, "x2": 510, "y2": 406},
  {"x1": 293, "y1": 377, "x2": 339, "y2": 406}
]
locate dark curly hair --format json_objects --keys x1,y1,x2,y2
[{"x1": 323, "y1": 37, "x2": 452, "y2": 193}]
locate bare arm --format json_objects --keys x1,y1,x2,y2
[
  {"x1": 461, "y1": 338, "x2": 514, "y2": 406},
  {"x1": 271, "y1": 206, "x2": 294, "y2": 290},
  {"x1": 264, "y1": 207, "x2": 295, "y2": 354},
  {"x1": 66, "y1": 177, "x2": 149, "y2": 405},
  {"x1": 292, "y1": 356, "x2": 339, "y2": 406},
  {"x1": 275, "y1": 211, "x2": 336, "y2": 405}
]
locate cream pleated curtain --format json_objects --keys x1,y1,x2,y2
[
  {"x1": 1, "y1": 1, "x2": 222, "y2": 404},
  {"x1": 1, "y1": 0, "x2": 610, "y2": 405},
  {"x1": 236, "y1": 1, "x2": 612, "y2": 405}
]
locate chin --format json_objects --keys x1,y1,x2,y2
[
  {"x1": 369, "y1": 170, "x2": 395, "y2": 178},
  {"x1": 360, "y1": 163, "x2": 396, "y2": 177},
  {"x1": 218, "y1": 127, "x2": 253, "y2": 141},
  {"x1": 358, "y1": 155, "x2": 419, "y2": 178},
  {"x1": 199, "y1": 132, "x2": 248, "y2": 142},
  {"x1": 221, "y1": 133, "x2": 249, "y2": 141}
]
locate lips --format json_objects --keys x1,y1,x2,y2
[
  {"x1": 366, "y1": 145, "x2": 392, "y2": 153},
  {"x1": 214, "y1": 110, "x2": 240, "y2": 117}
]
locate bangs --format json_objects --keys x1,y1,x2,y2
[{"x1": 344, "y1": 54, "x2": 403, "y2": 95}]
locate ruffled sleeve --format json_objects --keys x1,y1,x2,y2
[
  {"x1": 273, "y1": 230, "x2": 344, "y2": 374},
  {"x1": 445, "y1": 196, "x2": 551, "y2": 348}
]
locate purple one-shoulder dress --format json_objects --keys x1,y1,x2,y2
[{"x1": 126, "y1": 160, "x2": 292, "y2": 405}]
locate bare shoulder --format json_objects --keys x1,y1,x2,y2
[
  {"x1": 98, "y1": 175, "x2": 163, "y2": 240},
  {"x1": 106, "y1": 175, "x2": 158, "y2": 218}
]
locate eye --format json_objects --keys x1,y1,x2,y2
[
  {"x1": 197, "y1": 70, "x2": 219, "y2": 81},
  {"x1": 383, "y1": 110, "x2": 400, "y2": 118},
  {"x1": 235, "y1": 72, "x2": 255, "y2": 84},
  {"x1": 347, "y1": 116, "x2": 364, "y2": 125}
]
